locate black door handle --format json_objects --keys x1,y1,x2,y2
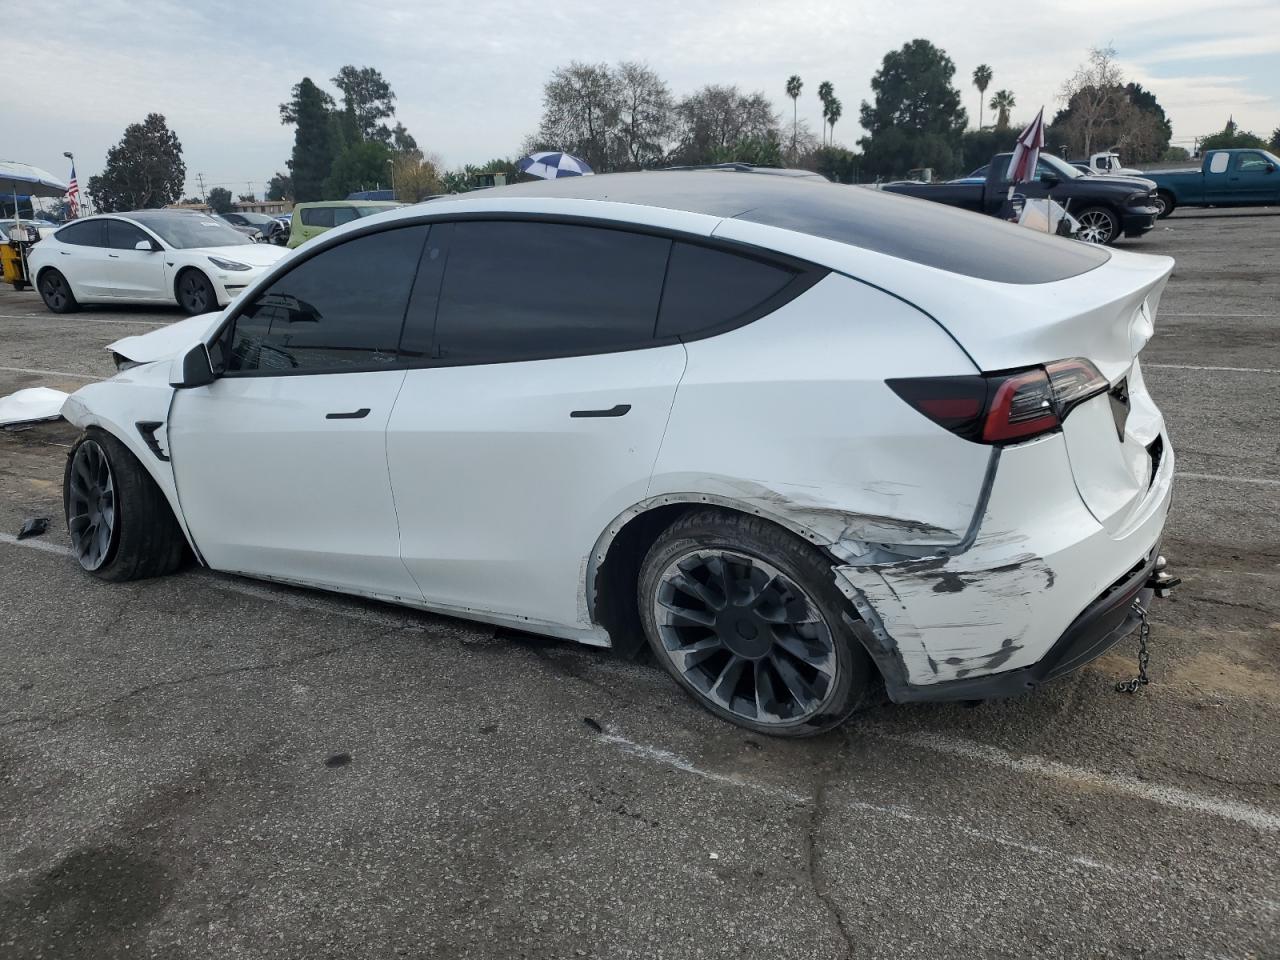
[
  {"x1": 326, "y1": 408, "x2": 370, "y2": 420},
  {"x1": 570, "y1": 404, "x2": 631, "y2": 419}
]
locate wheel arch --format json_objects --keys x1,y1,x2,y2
[
  {"x1": 62, "y1": 394, "x2": 204, "y2": 565},
  {"x1": 172, "y1": 265, "x2": 215, "y2": 306},
  {"x1": 586, "y1": 492, "x2": 870, "y2": 659}
]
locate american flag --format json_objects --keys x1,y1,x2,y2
[{"x1": 66, "y1": 164, "x2": 79, "y2": 217}]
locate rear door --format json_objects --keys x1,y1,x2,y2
[
  {"x1": 386, "y1": 219, "x2": 685, "y2": 630},
  {"x1": 169, "y1": 224, "x2": 428, "y2": 598},
  {"x1": 102, "y1": 219, "x2": 167, "y2": 300},
  {"x1": 50, "y1": 218, "x2": 111, "y2": 297}
]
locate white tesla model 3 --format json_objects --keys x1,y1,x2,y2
[
  {"x1": 29, "y1": 210, "x2": 289, "y2": 316},
  {"x1": 59, "y1": 171, "x2": 1177, "y2": 736}
]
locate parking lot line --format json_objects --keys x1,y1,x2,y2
[
  {"x1": 1161, "y1": 313, "x2": 1274, "y2": 318},
  {"x1": 0, "y1": 366, "x2": 103, "y2": 380},
  {"x1": 0, "y1": 313, "x2": 168, "y2": 327},
  {"x1": 864, "y1": 725, "x2": 1280, "y2": 833},
  {"x1": 1146, "y1": 363, "x2": 1280, "y2": 374},
  {"x1": 1178, "y1": 472, "x2": 1280, "y2": 487}
]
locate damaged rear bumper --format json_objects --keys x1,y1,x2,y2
[{"x1": 852, "y1": 549, "x2": 1163, "y2": 703}]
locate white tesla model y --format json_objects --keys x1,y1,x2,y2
[{"x1": 59, "y1": 171, "x2": 1177, "y2": 736}]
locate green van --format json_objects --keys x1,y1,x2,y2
[{"x1": 287, "y1": 200, "x2": 403, "y2": 248}]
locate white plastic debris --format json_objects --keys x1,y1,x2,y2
[
  {"x1": 1017, "y1": 198, "x2": 1079, "y2": 236},
  {"x1": 0, "y1": 387, "x2": 69, "y2": 426}
]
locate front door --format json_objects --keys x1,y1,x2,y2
[
  {"x1": 1226, "y1": 151, "x2": 1278, "y2": 203},
  {"x1": 103, "y1": 219, "x2": 168, "y2": 300},
  {"x1": 168, "y1": 223, "x2": 430, "y2": 599}
]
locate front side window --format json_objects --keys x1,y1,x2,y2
[
  {"x1": 224, "y1": 225, "x2": 428, "y2": 375},
  {"x1": 105, "y1": 219, "x2": 151, "y2": 250},
  {"x1": 1235, "y1": 152, "x2": 1269, "y2": 172},
  {"x1": 55, "y1": 219, "x2": 105, "y2": 247},
  {"x1": 428, "y1": 221, "x2": 670, "y2": 363}
]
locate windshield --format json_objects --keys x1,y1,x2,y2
[
  {"x1": 131, "y1": 213, "x2": 252, "y2": 248},
  {"x1": 236, "y1": 212, "x2": 277, "y2": 226},
  {"x1": 1038, "y1": 154, "x2": 1083, "y2": 179}
]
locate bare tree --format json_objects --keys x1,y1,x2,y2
[
  {"x1": 613, "y1": 62, "x2": 674, "y2": 169},
  {"x1": 1058, "y1": 46, "x2": 1128, "y2": 157},
  {"x1": 535, "y1": 62, "x2": 622, "y2": 172},
  {"x1": 673, "y1": 85, "x2": 781, "y2": 164}
]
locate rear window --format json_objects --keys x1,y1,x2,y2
[{"x1": 299, "y1": 207, "x2": 334, "y2": 228}]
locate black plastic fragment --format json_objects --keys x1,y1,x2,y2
[
  {"x1": 17, "y1": 517, "x2": 49, "y2": 540},
  {"x1": 324, "y1": 752, "x2": 352, "y2": 768},
  {"x1": 582, "y1": 717, "x2": 603, "y2": 734}
]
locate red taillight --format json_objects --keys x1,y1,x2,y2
[{"x1": 888, "y1": 358, "x2": 1109, "y2": 446}]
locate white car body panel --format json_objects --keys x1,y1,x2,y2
[
  {"x1": 59, "y1": 175, "x2": 1178, "y2": 705},
  {"x1": 388, "y1": 346, "x2": 687, "y2": 640},
  {"x1": 108, "y1": 312, "x2": 224, "y2": 364},
  {"x1": 166, "y1": 371, "x2": 419, "y2": 599}
]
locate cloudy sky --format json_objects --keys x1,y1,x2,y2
[{"x1": 17, "y1": 0, "x2": 1280, "y2": 197}]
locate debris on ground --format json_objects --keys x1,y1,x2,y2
[
  {"x1": 0, "y1": 387, "x2": 68, "y2": 428},
  {"x1": 16, "y1": 517, "x2": 50, "y2": 540}
]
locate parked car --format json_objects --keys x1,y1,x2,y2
[
  {"x1": 287, "y1": 200, "x2": 401, "y2": 248},
  {"x1": 29, "y1": 210, "x2": 289, "y2": 315},
  {"x1": 1072, "y1": 151, "x2": 1143, "y2": 177},
  {"x1": 219, "y1": 211, "x2": 289, "y2": 245},
  {"x1": 61, "y1": 171, "x2": 1177, "y2": 737},
  {"x1": 885, "y1": 152, "x2": 1160, "y2": 244},
  {"x1": 1143, "y1": 148, "x2": 1280, "y2": 217},
  {"x1": 214, "y1": 215, "x2": 264, "y2": 242}
]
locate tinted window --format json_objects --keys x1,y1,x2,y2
[
  {"x1": 55, "y1": 220, "x2": 105, "y2": 246},
  {"x1": 657, "y1": 242, "x2": 797, "y2": 338},
  {"x1": 1235, "y1": 152, "x2": 1269, "y2": 172},
  {"x1": 332, "y1": 208, "x2": 360, "y2": 226},
  {"x1": 300, "y1": 207, "x2": 334, "y2": 228},
  {"x1": 429, "y1": 221, "x2": 670, "y2": 363},
  {"x1": 225, "y1": 225, "x2": 427, "y2": 374},
  {"x1": 106, "y1": 220, "x2": 151, "y2": 250}
]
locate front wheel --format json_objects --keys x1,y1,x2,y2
[
  {"x1": 638, "y1": 509, "x2": 876, "y2": 737},
  {"x1": 64, "y1": 429, "x2": 189, "y2": 581},
  {"x1": 1154, "y1": 191, "x2": 1176, "y2": 219},
  {"x1": 176, "y1": 269, "x2": 217, "y2": 315},
  {"x1": 1075, "y1": 206, "x2": 1121, "y2": 245},
  {"x1": 38, "y1": 269, "x2": 79, "y2": 313}
]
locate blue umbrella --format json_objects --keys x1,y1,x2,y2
[{"x1": 517, "y1": 152, "x2": 594, "y2": 180}]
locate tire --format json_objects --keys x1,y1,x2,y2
[
  {"x1": 637, "y1": 509, "x2": 876, "y2": 737},
  {"x1": 37, "y1": 268, "x2": 79, "y2": 314},
  {"x1": 176, "y1": 269, "x2": 217, "y2": 315},
  {"x1": 1075, "y1": 206, "x2": 1121, "y2": 245},
  {"x1": 1154, "y1": 191, "x2": 1176, "y2": 219},
  {"x1": 63, "y1": 428, "x2": 189, "y2": 582}
]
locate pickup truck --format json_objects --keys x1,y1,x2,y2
[
  {"x1": 883, "y1": 152, "x2": 1160, "y2": 245},
  {"x1": 1143, "y1": 148, "x2": 1280, "y2": 218}
]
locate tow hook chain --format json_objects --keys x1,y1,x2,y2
[{"x1": 1115, "y1": 601, "x2": 1151, "y2": 694}]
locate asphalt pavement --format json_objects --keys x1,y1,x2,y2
[{"x1": 1, "y1": 208, "x2": 1277, "y2": 959}]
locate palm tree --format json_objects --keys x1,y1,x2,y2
[
  {"x1": 826, "y1": 97, "x2": 842, "y2": 146},
  {"x1": 972, "y1": 64, "x2": 993, "y2": 130},
  {"x1": 786, "y1": 75, "x2": 803, "y2": 154},
  {"x1": 990, "y1": 90, "x2": 1016, "y2": 130},
  {"x1": 817, "y1": 81, "x2": 834, "y2": 145}
]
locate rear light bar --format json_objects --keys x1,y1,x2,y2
[{"x1": 888, "y1": 358, "x2": 1109, "y2": 445}]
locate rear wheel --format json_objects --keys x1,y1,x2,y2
[
  {"x1": 1154, "y1": 190, "x2": 1176, "y2": 219},
  {"x1": 176, "y1": 269, "x2": 216, "y2": 315},
  {"x1": 638, "y1": 509, "x2": 875, "y2": 737},
  {"x1": 1076, "y1": 206, "x2": 1120, "y2": 245},
  {"x1": 64, "y1": 429, "x2": 188, "y2": 581},
  {"x1": 38, "y1": 269, "x2": 79, "y2": 313}
]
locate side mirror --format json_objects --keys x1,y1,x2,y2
[
  {"x1": 1267, "y1": 163, "x2": 1276, "y2": 174},
  {"x1": 170, "y1": 343, "x2": 215, "y2": 389},
  {"x1": 1040, "y1": 173, "x2": 1061, "y2": 187},
  {"x1": 134, "y1": 239, "x2": 159, "y2": 252}
]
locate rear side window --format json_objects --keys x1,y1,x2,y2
[
  {"x1": 429, "y1": 221, "x2": 670, "y2": 363},
  {"x1": 55, "y1": 220, "x2": 105, "y2": 246},
  {"x1": 657, "y1": 242, "x2": 797, "y2": 338},
  {"x1": 1207, "y1": 153, "x2": 1229, "y2": 174},
  {"x1": 299, "y1": 207, "x2": 334, "y2": 228},
  {"x1": 225, "y1": 225, "x2": 427, "y2": 375},
  {"x1": 105, "y1": 220, "x2": 150, "y2": 250}
]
